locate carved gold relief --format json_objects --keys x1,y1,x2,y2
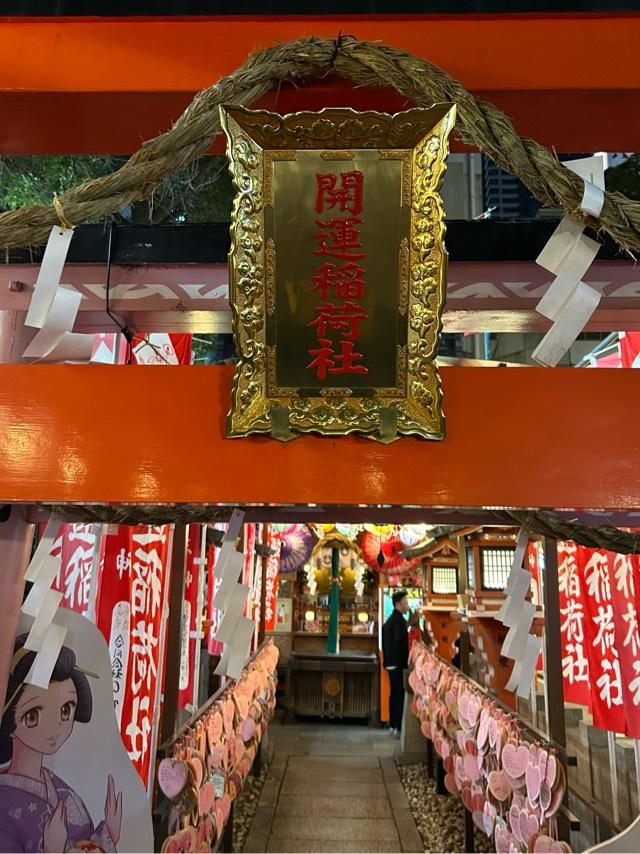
[{"x1": 220, "y1": 105, "x2": 455, "y2": 442}]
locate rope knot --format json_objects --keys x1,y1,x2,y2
[
  {"x1": 331, "y1": 33, "x2": 356, "y2": 67},
  {"x1": 53, "y1": 195, "x2": 75, "y2": 231}
]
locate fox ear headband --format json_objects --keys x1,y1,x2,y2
[{"x1": 3, "y1": 647, "x2": 98, "y2": 715}]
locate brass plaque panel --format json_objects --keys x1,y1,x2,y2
[{"x1": 221, "y1": 105, "x2": 456, "y2": 442}]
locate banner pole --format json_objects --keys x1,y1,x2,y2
[
  {"x1": 634, "y1": 739, "x2": 640, "y2": 817},
  {"x1": 607, "y1": 730, "x2": 620, "y2": 827},
  {"x1": 258, "y1": 525, "x2": 269, "y2": 645},
  {"x1": 190, "y1": 524, "x2": 207, "y2": 711},
  {"x1": 147, "y1": 524, "x2": 175, "y2": 800}
]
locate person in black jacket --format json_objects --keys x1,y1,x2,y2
[{"x1": 382, "y1": 589, "x2": 410, "y2": 737}]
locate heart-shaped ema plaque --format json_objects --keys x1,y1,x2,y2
[
  {"x1": 502, "y1": 741, "x2": 529, "y2": 780},
  {"x1": 488, "y1": 769, "x2": 511, "y2": 802},
  {"x1": 158, "y1": 758, "x2": 189, "y2": 801}
]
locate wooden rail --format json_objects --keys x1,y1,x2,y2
[{"x1": 152, "y1": 641, "x2": 270, "y2": 851}]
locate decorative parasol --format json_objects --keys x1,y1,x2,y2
[
  {"x1": 279, "y1": 524, "x2": 315, "y2": 573},
  {"x1": 361, "y1": 530, "x2": 421, "y2": 574},
  {"x1": 361, "y1": 531, "x2": 387, "y2": 570},
  {"x1": 381, "y1": 535, "x2": 421, "y2": 572}
]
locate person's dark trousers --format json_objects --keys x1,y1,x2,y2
[{"x1": 387, "y1": 667, "x2": 405, "y2": 730}]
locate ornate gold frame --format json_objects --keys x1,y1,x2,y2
[{"x1": 220, "y1": 104, "x2": 456, "y2": 443}]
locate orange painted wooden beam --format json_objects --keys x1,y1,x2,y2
[
  {"x1": 3, "y1": 87, "x2": 640, "y2": 156},
  {"x1": 0, "y1": 365, "x2": 638, "y2": 510},
  {"x1": 1, "y1": 15, "x2": 640, "y2": 153},
  {"x1": 2, "y1": 15, "x2": 638, "y2": 93}
]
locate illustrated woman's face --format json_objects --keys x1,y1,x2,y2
[{"x1": 13, "y1": 678, "x2": 78, "y2": 755}]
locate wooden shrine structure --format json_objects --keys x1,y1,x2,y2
[{"x1": 2, "y1": 5, "x2": 640, "y2": 851}]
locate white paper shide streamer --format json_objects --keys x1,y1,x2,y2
[
  {"x1": 212, "y1": 510, "x2": 256, "y2": 680},
  {"x1": 497, "y1": 529, "x2": 542, "y2": 698},
  {"x1": 533, "y1": 155, "x2": 607, "y2": 366},
  {"x1": 21, "y1": 515, "x2": 67, "y2": 688},
  {"x1": 21, "y1": 222, "x2": 101, "y2": 363}
]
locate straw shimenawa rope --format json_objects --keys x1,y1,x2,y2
[
  {"x1": 2, "y1": 36, "x2": 640, "y2": 252},
  {"x1": 25, "y1": 37, "x2": 640, "y2": 548},
  {"x1": 48, "y1": 504, "x2": 640, "y2": 553},
  {"x1": 495, "y1": 509, "x2": 640, "y2": 555}
]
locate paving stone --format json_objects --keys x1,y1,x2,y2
[
  {"x1": 269, "y1": 816, "x2": 400, "y2": 843},
  {"x1": 293, "y1": 754, "x2": 381, "y2": 768},
  {"x1": 266, "y1": 766, "x2": 285, "y2": 782},
  {"x1": 380, "y1": 756, "x2": 401, "y2": 781},
  {"x1": 243, "y1": 829, "x2": 270, "y2": 853},
  {"x1": 393, "y1": 806, "x2": 424, "y2": 853},
  {"x1": 266, "y1": 838, "x2": 399, "y2": 852},
  {"x1": 386, "y1": 780, "x2": 410, "y2": 809},
  {"x1": 255, "y1": 722, "x2": 421, "y2": 854},
  {"x1": 283, "y1": 764, "x2": 384, "y2": 783},
  {"x1": 247, "y1": 805, "x2": 274, "y2": 837},
  {"x1": 258, "y1": 778, "x2": 282, "y2": 807},
  {"x1": 279, "y1": 777, "x2": 389, "y2": 797},
  {"x1": 396, "y1": 751, "x2": 426, "y2": 766},
  {"x1": 277, "y1": 794, "x2": 392, "y2": 819}
]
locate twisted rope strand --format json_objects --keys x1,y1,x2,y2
[
  {"x1": 0, "y1": 37, "x2": 639, "y2": 251},
  {"x1": 46, "y1": 503, "x2": 640, "y2": 552}
]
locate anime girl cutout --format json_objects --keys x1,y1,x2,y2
[{"x1": 0, "y1": 635, "x2": 123, "y2": 853}]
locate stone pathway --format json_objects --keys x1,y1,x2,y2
[{"x1": 243, "y1": 721, "x2": 423, "y2": 853}]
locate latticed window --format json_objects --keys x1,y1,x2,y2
[
  {"x1": 466, "y1": 547, "x2": 475, "y2": 589},
  {"x1": 431, "y1": 565, "x2": 458, "y2": 595},
  {"x1": 480, "y1": 547, "x2": 515, "y2": 591}
]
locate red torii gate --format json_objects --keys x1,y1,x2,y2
[{"x1": 2, "y1": 17, "x2": 640, "y2": 825}]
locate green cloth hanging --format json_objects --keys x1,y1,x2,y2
[{"x1": 327, "y1": 545, "x2": 340, "y2": 654}]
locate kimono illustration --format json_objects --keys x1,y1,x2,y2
[
  {"x1": 0, "y1": 635, "x2": 122, "y2": 853},
  {"x1": 0, "y1": 769, "x2": 115, "y2": 853}
]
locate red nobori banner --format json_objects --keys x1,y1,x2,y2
[
  {"x1": 264, "y1": 527, "x2": 281, "y2": 633},
  {"x1": 178, "y1": 525, "x2": 204, "y2": 711},
  {"x1": 50, "y1": 523, "x2": 97, "y2": 617},
  {"x1": 131, "y1": 332, "x2": 192, "y2": 365},
  {"x1": 578, "y1": 547, "x2": 625, "y2": 733},
  {"x1": 243, "y1": 524, "x2": 257, "y2": 588},
  {"x1": 557, "y1": 541, "x2": 592, "y2": 708},
  {"x1": 558, "y1": 542, "x2": 640, "y2": 736},
  {"x1": 606, "y1": 551, "x2": 640, "y2": 737},
  {"x1": 527, "y1": 541, "x2": 541, "y2": 606},
  {"x1": 96, "y1": 524, "x2": 172, "y2": 786},
  {"x1": 620, "y1": 331, "x2": 640, "y2": 368}
]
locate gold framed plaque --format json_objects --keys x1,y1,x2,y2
[{"x1": 221, "y1": 104, "x2": 456, "y2": 442}]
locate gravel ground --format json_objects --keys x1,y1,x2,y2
[
  {"x1": 399, "y1": 763, "x2": 494, "y2": 854},
  {"x1": 232, "y1": 760, "x2": 270, "y2": 853}
]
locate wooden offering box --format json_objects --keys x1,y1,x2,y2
[{"x1": 285, "y1": 651, "x2": 379, "y2": 723}]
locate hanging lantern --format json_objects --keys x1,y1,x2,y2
[
  {"x1": 335, "y1": 523, "x2": 359, "y2": 539},
  {"x1": 399, "y1": 524, "x2": 431, "y2": 547},
  {"x1": 363, "y1": 523, "x2": 394, "y2": 536},
  {"x1": 273, "y1": 523, "x2": 295, "y2": 534}
]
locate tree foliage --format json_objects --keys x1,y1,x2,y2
[
  {"x1": 605, "y1": 155, "x2": 640, "y2": 200},
  {"x1": 0, "y1": 154, "x2": 234, "y2": 223},
  {"x1": 2, "y1": 152, "x2": 638, "y2": 224}
]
